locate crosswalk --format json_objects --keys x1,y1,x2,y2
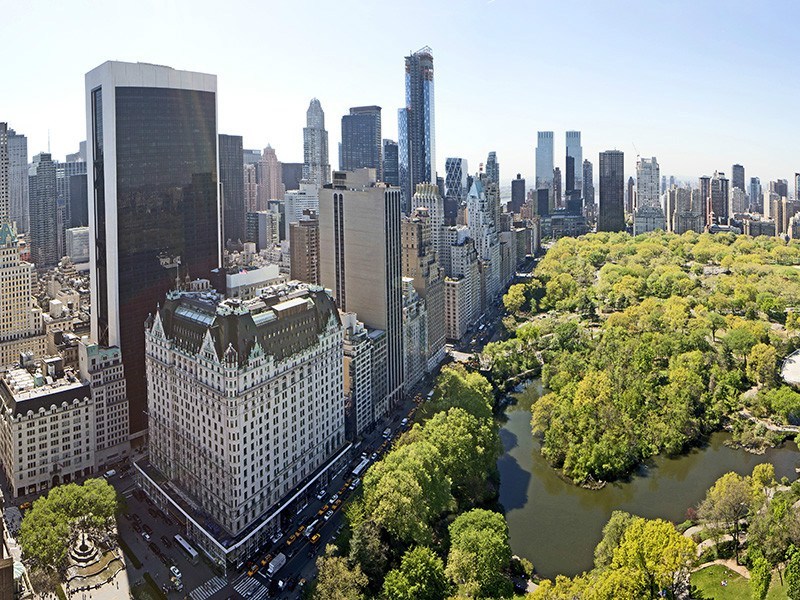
[
  {"x1": 232, "y1": 574, "x2": 270, "y2": 600},
  {"x1": 189, "y1": 575, "x2": 227, "y2": 600}
]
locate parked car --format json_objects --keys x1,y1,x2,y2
[
  {"x1": 160, "y1": 535, "x2": 172, "y2": 548},
  {"x1": 143, "y1": 524, "x2": 153, "y2": 535},
  {"x1": 142, "y1": 532, "x2": 151, "y2": 542}
]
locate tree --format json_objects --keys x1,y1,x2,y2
[
  {"x1": 725, "y1": 328, "x2": 758, "y2": 364},
  {"x1": 363, "y1": 440, "x2": 452, "y2": 545},
  {"x1": 426, "y1": 365, "x2": 493, "y2": 422},
  {"x1": 751, "y1": 463, "x2": 776, "y2": 501},
  {"x1": 610, "y1": 518, "x2": 696, "y2": 599},
  {"x1": 446, "y1": 509, "x2": 512, "y2": 598},
  {"x1": 699, "y1": 472, "x2": 754, "y2": 563},
  {"x1": 381, "y1": 546, "x2": 449, "y2": 600},
  {"x1": 748, "y1": 343, "x2": 778, "y2": 387},
  {"x1": 749, "y1": 548, "x2": 772, "y2": 600},
  {"x1": 594, "y1": 511, "x2": 634, "y2": 569},
  {"x1": 348, "y1": 519, "x2": 388, "y2": 589},
  {"x1": 18, "y1": 479, "x2": 118, "y2": 570},
  {"x1": 786, "y1": 545, "x2": 800, "y2": 600},
  {"x1": 314, "y1": 545, "x2": 368, "y2": 600},
  {"x1": 503, "y1": 284, "x2": 527, "y2": 314},
  {"x1": 415, "y1": 407, "x2": 501, "y2": 507}
]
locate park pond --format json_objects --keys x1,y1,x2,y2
[{"x1": 497, "y1": 380, "x2": 800, "y2": 580}]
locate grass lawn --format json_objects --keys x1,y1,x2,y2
[{"x1": 690, "y1": 564, "x2": 788, "y2": 599}]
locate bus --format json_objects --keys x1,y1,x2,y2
[
  {"x1": 174, "y1": 534, "x2": 199, "y2": 564},
  {"x1": 351, "y1": 457, "x2": 370, "y2": 477}
]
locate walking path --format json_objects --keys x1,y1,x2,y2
[
  {"x1": 739, "y1": 408, "x2": 800, "y2": 434},
  {"x1": 692, "y1": 558, "x2": 751, "y2": 579}
]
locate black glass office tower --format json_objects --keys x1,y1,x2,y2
[
  {"x1": 219, "y1": 134, "x2": 245, "y2": 244},
  {"x1": 382, "y1": 140, "x2": 399, "y2": 186},
  {"x1": 341, "y1": 106, "x2": 382, "y2": 179},
  {"x1": 598, "y1": 150, "x2": 625, "y2": 232},
  {"x1": 86, "y1": 62, "x2": 220, "y2": 439}
]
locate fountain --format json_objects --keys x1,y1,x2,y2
[{"x1": 68, "y1": 531, "x2": 100, "y2": 567}]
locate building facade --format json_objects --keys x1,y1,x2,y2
[
  {"x1": 341, "y1": 106, "x2": 382, "y2": 180},
  {"x1": 635, "y1": 156, "x2": 660, "y2": 208},
  {"x1": 398, "y1": 47, "x2": 436, "y2": 214},
  {"x1": 302, "y1": 99, "x2": 330, "y2": 187},
  {"x1": 85, "y1": 61, "x2": 221, "y2": 439},
  {"x1": 28, "y1": 153, "x2": 59, "y2": 269},
  {"x1": 319, "y1": 169, "x2": 403, "y2": 416},
  {"x1": 598, "y1": 150, "x2": 625, "y2": 232},
  {"x1": 289, "y1": 211, "x2": 320, "y2": 285},
  {"x1": 144, "y1": 283, "x2": 344, "y2": 564},
  {"x1": 565, "y1": 131, "x2": 582, "y2": 194},
  {"x1": 382, "y1": 139, "x2": 399, "y2": 186},
  {"x1": 6, "y1": 127, "x2": 29, "y2": 233},
  {"x1": 535, "y1": 132, "x2": 554, "y2": 205},
  {"x1": 219, "y1": 134, "x2": 245, "y2": 244}
]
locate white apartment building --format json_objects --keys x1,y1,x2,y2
[
  {"x1": 635, "y1": 156, "x2": 661, "y2": 209},
  {"x1": 0, "y1": 358, "x2": 91, "y2": 497},
  {"x1": 78, "y1": 341, "x2": 130, "y2": 468},
  {"x1": 0, "y1": 342, "x2": 130, "y2": 499},
  {"x1": 0, "y1": 222, "x2": 45, "y2": 367},
  {"x1": 143, "y1": 282, "x2": 345, "y2": 565},
  {"x1": 341, "y1": 312, "x2": 378, "y2": 438}
]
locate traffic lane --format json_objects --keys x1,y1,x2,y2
[{"x1": 120, "y1": 491, "x2": 209, "y2": 594}]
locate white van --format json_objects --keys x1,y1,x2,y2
[{"x1": 103, "y1": 469, "x2": 117, "y2": 479}]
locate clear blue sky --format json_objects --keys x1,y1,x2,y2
[{"x1": 2, "y1": 0, "x2": 797, "y2": 186}]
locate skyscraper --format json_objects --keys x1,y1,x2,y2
[
  {"x1": 341, "y1": 106, "x2": 382, "y2": 179},
  {"x1": 731, "y1": 164, "x2": 745, "y2": 194},
  {"x1": 535, "y1": 132, "x2": 554, "y2": 197},
  {"x1": 598, "y1": 150, "x2": 625, "y2": 232},
  {"x1": 289, "y1": 211, "x2": 320, "y2": 285},
  {"x1": 626, "y1": 177, "x2": 635, "y2": 214},
  {"x1": 86, "y1": 61, "x2": 220, "y2": 439},
  {"x1": 28, "y1": 152, "x2": 59, "y2": 268},
  {"x1": 699, "y1": 176, "x2": 711, "y2": 224},
  {"x1": 635, "y1": 156, "x2": 660, "y2": 208},
  {"x1": 565, "y1": 131, "x2": 582, "y2": 193},
  {"x1": 281, "y1": 162, "x2": 303, "y2": 192},
  {"x1": 0, "y1": 124, "x2": 7, "y2": 224},
  {"x1": 302, "y1": 98, "x2": 330, "y2": 187},
  {"x1": 6, "y1": 128, "x2": 29, "y2": 233},
  {"x1": 709, "y1": 171, "x2": 730, "y2": 224},
  {"x1": 382, "y1": 139, "x2": 399, "y2": 186},
  {"x1": 319, "y1": 169, "x2": 403, "y2": 417},
  {"x1": 258, "y1": 145, "x2": 284, "y2": 207},
  {"x1": 553, "y1": 167, "x2": 562, "y2": 208},
  {"x1": 485, "y1": 151, "x2": 499, "y2": 186},
  {"x1": 795, "y1": 173, "x2": 800, "y2": 202},
  {"x1": 218, "y1": 134, "x2": 245, "y2": 244},
  {"x1": 750, "y1": 177, "x2": 762, "y2": 213},
  {"x1": 510, "y1": 174, "x2": 526, "y2": 214},
  {"x1": 582, "y1": 159, "x2": 594, "y2": 206},
  {"x1": 444, "y1": 157, "x2": 468, "y2": 226},
  {"x1": 398, "y1": 47, "x2": 436, "y2": 214}
]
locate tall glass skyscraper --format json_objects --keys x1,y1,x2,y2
[
  {"x1": 398, "y1": 46, "x2": 436, "y2": 214},
  {"x1": 85, "y1": 61, "x2": 220, "y2": 439},
  {"x1": 565, "y1": 131, "x2": 582, "y2": 193},
  {"x1": 444, "y1": 157, "x2": 468, "y2": 226},
  {"x1": 485, "y1": 151, "x2": 499, "y2": 186},
  {"x1": 341, "y1": 106, "x2": 382, "y2": 180},
  {"x1": 535, "y1": 131, "x2": 554, "y2": 195}
]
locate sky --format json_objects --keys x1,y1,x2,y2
[{"x1": 2, "y1": 0, "x2": 798, "y2": 186}]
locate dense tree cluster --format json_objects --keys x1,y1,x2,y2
[
  {"x1": 313, "y1": 366, "x2": 509, "y2": 599},
  {"x1": 530, "y1": 514, "x2": 695, "y2": 600},
  {"x1": 487, "y1": 231, "x2": 800, "y2": 484},
  {"x1": 18, "y1": 478, "x2": 118, "y2": 570}
]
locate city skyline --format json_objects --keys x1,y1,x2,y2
[{"x1": 2, "y1": 1, "x2": 798, "y2": 186}]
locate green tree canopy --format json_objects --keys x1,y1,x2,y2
[{"x1": 381, "y1": 546, "x2": 450, "y2": 600}]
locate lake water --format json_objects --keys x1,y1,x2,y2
[{"x1": 497, "y1": 381, "x2": 800, "y2": 579}]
